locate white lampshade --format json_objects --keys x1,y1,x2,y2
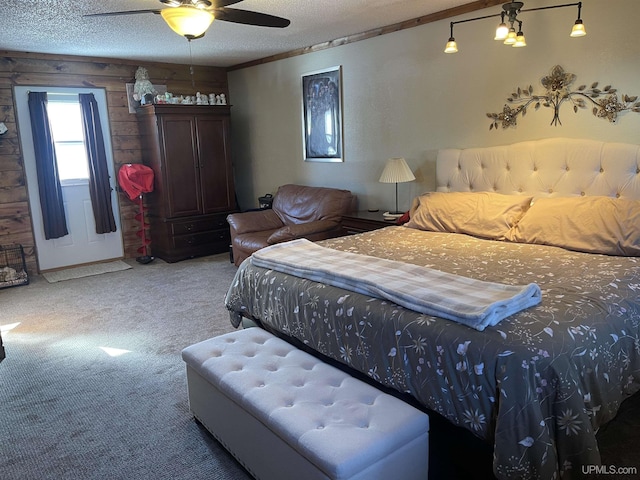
[
  {"x1": 161, "y1": 7, "x2": 214, "y2": 38},
  {"x1": 379, "y1": 157, "x2": 416, "y2": 184},
  {"x1": 379, "y1": 157, "x2": 415, "y2": 215}
]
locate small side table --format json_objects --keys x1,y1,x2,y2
[{"x1": 341, "y1": 211, "x2": 395, "y2": 235}]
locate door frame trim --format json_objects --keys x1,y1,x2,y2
[{"x1": 13, "y1": 85, "x2": 124, "y2": 272}]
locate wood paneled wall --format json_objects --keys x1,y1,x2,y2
[{"x1": 0, "y1": 50, "x2": 228, "y2": 273}]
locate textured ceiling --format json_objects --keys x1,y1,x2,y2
[{"x1": 0, "y1": 0, "x2": 473, "y2": 68}]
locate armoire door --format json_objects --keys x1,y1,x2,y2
[
  {"x1": 195, "y1": 115, "x2": 234, "y2": 214},
  {"x1": 159, "y1": 115, "x2": 201, "y2": 217}
]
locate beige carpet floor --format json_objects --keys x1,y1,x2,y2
[{"x1": 0, "y1": 254, "x2": 252, "y2": 480}]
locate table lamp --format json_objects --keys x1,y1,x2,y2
[{"x1": 378, "y1": 157, "x2": 415, "y2": 216}]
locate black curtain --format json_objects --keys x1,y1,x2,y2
[
  {"x1": 79, "y1": 93, "x2": 117, "y2": 234},
  {"x1": 27, "y1": 91, "x2": 68, "y2": 240}
]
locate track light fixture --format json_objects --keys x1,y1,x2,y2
[{"x1": 444, "y1": 1, "x2": 585, "y2": 54}]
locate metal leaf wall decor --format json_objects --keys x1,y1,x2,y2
[{"x1": 487, "y1": 65, "x2": 640, "y2": 130}]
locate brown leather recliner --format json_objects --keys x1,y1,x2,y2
[{"x1": 227, "y1": 184, "x2": 355, "y2": 266}]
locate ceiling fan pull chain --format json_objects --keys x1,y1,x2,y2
[{"x1": 188, "y1": 39, "x2": 195, "y2": 89}]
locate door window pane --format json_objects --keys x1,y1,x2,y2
[
  {"x1": 51, "y1": 143, "x2": 88, "y2": 181},
  {"x1": 47, "y1": 100, "x2": 89, "y2": 181}
]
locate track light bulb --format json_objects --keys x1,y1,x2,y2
[
  {"x1": 495, "y1": 22, "x2": 509, "y2": 40},
  {"x1": 513, "y1": 32, "x2": 527, "y2": 47},
  {"x1": 570, "y1": 19, "x2": 586, "y2": 37},
  {"x1": 503, "y1": 28, "x2": 517, "y2": 45},
  {"x1": 444, "y1": 38, "x2": 458, "y2": 53}
]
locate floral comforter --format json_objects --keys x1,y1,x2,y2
[{"x1": 224, "y1": 226, "x2": 640, "y2": 480}]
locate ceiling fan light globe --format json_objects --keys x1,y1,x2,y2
[{"x1": 161, "y1": 7, "x2": 214, "y2": 38}]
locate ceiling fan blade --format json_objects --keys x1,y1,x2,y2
[
  {"x1": 84, "y1": 9, "x2": 162, "y2": 18},
  {"x1": 214, "y1": 8, "x2": 290, "y2": 28},
  {"x1": 209, "y1": 0, "x2": 244, "y2": 7},
  {"x1": 160, "y1": 0, "x2": 244, "y2": 6},
  {"x1": 159, "y1": 0, "x2": 245, "y2": 8}
]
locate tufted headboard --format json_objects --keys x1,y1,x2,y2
[{"x1": 436, "y1": 138, "x2": 640, "y2": 200}]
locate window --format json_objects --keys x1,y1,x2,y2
[{"x1": 46, "y1": 96, "x2": 89, "y2": 182}]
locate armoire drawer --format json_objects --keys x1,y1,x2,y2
[
  {"x1": 172, "y1": 230, "x2": 230, "y2": 249},
  {"x1": 170, "y1": 216, "x2": 228, "y2": 236}
]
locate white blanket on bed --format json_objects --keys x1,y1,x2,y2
[{"x1": 250, "y1": 239, "x2": 541, "y2": 331}]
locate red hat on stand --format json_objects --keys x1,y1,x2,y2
[{"x1": 118, "y1": 164, "x2": 154, "y2": 200}]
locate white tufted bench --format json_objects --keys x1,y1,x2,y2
[{"x1": 182, "y1": 328, "x2": 429, "y2": 480}]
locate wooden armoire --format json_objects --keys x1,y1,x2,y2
[{"x1": 137, "y1": 104, "x2": 236, "y2": 263}]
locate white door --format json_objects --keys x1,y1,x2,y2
[{"x1": 15, "y1": 86, "x2": 124, "y2": 271}]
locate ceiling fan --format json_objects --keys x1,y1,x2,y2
[{"x1": 85, "y1": 0, "x2": 291, "y2": 40}]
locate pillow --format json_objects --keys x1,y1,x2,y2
[
  {"x1": 507, "y1": 196, "x2": 640, "y2": 256},
  {"x1": 405, "y1": 191, "x2": 533, "y2": 240}
]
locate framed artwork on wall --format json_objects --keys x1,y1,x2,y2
[{"x1": 302, "y1": 65, "x2": 343, "y2": 162}]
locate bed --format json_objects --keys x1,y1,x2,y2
[{"x1": 225, "y1": 138, "x2": 640, "y2": 480}]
